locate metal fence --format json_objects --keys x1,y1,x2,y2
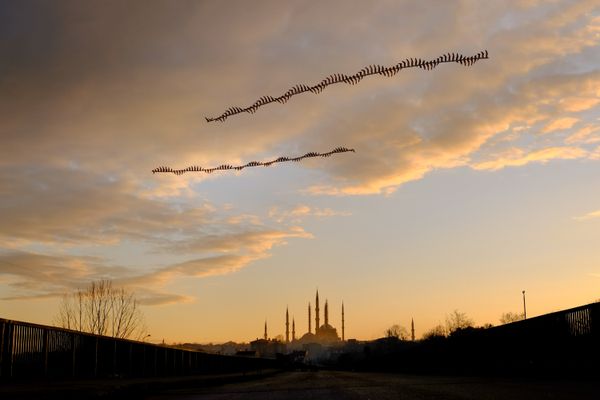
[
  {"x1": 489, "y1": 301, "x2": 598, "y2": 338},
  {"x1": 338, "y1": 302, "x2": 600, "y2": 375},
  {"x1": 0, "y1": 318, "x2": 278, "y2": 380}
]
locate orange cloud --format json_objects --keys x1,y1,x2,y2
[
  {"x1": 472, "y1": 146, "x2": 586, "y2": 171},
  {"x1": 559, "y1": 97, "x2": 600, "y2": 112},
  {"x1": 541, "y1": 117, "x2": 580, "y2": 134},
  {"x1": 566, "y1": 125, "x2": 600, "y2": 144},
  {"x1": 574, "y1": 210, "x2": 600, "y2": 221},
  {"x1": 269, "y1": 204, "x2": 351, "y2": 222}
]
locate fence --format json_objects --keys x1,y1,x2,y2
[
  {"x1": 488, "y1": 301, "x2": 598, "y2": 338},
  {"x1": 339, "y1": 301, "x2": 600, "y2": 375},
  {"x1": 472, "y1": 301, "x2": 600, "y2": 373},
  {"x1": 0, "y1": 318, "x2": 279, "y2": 380}
]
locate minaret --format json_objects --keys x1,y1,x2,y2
[
  {"x1": 285, "y1": 307, "x2": 290, "y2": 343},
  {"x1": 342, "y1": 301, "x2": 345, "y2": 341},
  {"x1": 315, "y1": 290, "x2": 320, "y2": 334},
  {"x1": 308, "y1": 302, "x2": 312, "y2": 334},
  {"x1": 292, "y1": 318, "x2": 296, "y2": 341},
  {"x1": 264, "y1": 320, "x2": 268, "y2": 340},
  {"x1": 411, "y1": 318, "x2": 415, "y2": 341},
  {"x1": 324, "y1": 299, "x2": 329, "y2": 325}
]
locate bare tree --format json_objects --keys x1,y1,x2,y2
[
  {"x1": 445, "y1": 310, "x2": 474, "y2": 334},
  {"x1": 385, "y1": 324, "x2": 409, "y2": 340},
  {"x1": 54, "y1": 280, "x2": 147, "y2": 340},
  {"x1": 422, "y1": 324, "x2": 447, "y2": 339},
  {"x1": 499, "y1": 312, "x2": 524, "y2": 324}
]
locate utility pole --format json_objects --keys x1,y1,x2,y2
[{"x1": 522, "y1": 290, "x2": 527, "y2": 319}]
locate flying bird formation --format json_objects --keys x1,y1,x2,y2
[
  {"x1": 156, "y1": 50, "x2": 488, "y2": 177},
  {"x1": 205, "y1": 50, "x2": 489, "y2": 123},
  {"x1": 152, "y1": 147, "x2": 356, "y2": 176}
]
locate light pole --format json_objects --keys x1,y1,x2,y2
[{"x1": 522, "y1": 290, "x2": 527, "y2": 319}]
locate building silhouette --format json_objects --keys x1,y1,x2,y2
[{"x1": 297, "y1": 290, "x2": 342, "y2": 345}]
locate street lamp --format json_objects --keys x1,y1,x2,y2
[{"x1": 522, "y1": 290, "x2": 527, "y2": 319}]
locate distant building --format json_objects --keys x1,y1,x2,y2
[
  {"x1": 254, "y1": 290, "x2": 346, "y2": 361},
  {"x1": 236, "y1": 350, "x2": 256, "y2": 357},
  {"x1": 250, "y1": 338, "x2": 285, "y2": 358},
  {"x1": 297, "y1": 290, "x2": 343, "y2": 345}
]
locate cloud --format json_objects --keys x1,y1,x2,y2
[
  {"x1": 566, "y1": 125, "x2": 600, "y2": 144},
  {"x1": 574, "y1": 210, "x2": 600, "y2": 221},
  {"x1": 0, "y1": 166, "x2": 220, "y2": 247},
  {"x1": 1, "y1": 0, "x2": 600, "y2": 312},
  {"x1": 0, "y1": 250, "x2": 131, "y2": 299},
  {"x1": 1, "y1": 1, "x2": 598, "y2": 202},
  {"x1": 269, "y1": 204, "x2": 351, "y2": 222},
  {"x1": 559, "y1": 97, "x2": 600, "y2": 113},
  {"x1": 165, "y1": 226, "x2": 312, "y2": 255},
  {"x1": 137, "y1": 292, "x2": 194, "y2": 306},
  {"x1": 303, "y1": 65, "x2": 600, "y2": 195},
  {"x1": 541, "y1": 117, "x2": 580, "y2": 134},
  {"x1": 0, "y1": 224, "x2": 311, "y2": 302},
  {"x1": 0, "y1": 163, "x2": 312, "y2": 303},
  {"x1": 472, "y1": 146, "x2": 587, "y2": 171}
]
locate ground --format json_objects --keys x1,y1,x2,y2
[{"x1": 145, "y1": 370, "x2": 600, "y2": 400}]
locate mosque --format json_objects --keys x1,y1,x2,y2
[
  {"x1": 250, "y1": 290, "x2": 346, "y2": 358},
  {"x1": 281, "y1": 290, "x2": 345, "y2": 345}
]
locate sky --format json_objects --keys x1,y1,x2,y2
[{"x1": 1, "y1": 0, "x2": 599, "y2": 343}]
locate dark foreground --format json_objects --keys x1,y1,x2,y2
[
  {"x1": 147, "y1": 370, "x2": 600, "y2": 400},
  {"x1": 2, "y1": 370, "x2": 599, "y2": 399}
]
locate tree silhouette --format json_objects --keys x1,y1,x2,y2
[
  {"x1": 499, "y1": 311, "x2": 524, "y2": 324},
  {"x1": 54, "y1": 279, "x2": 147, "y2": 340},
  {"x1": 445, "y1": 310, "x2": 474, "y2": 334},
  {"x1": 385, "y1": 324, "x2": 409, "y2": 340},
  {"x1": 422, "y1": 324, "x2": 447, "y2": 339}
]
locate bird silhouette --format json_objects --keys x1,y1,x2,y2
[
  {"x1": 205, "y1": 50, "x2": 488, "y2": 122},
  {"x1": 152, "y1": 147, "x2": 356, "y2": 176}
]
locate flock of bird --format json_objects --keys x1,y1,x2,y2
[
  {"x1": 152, "y1": 147, "x2": 356, "y2": 176},
  {"x1": 205, "y1": 50, "x2": 489, "y2": 123},
  {"x1": 156, "y1": 50, "x2": 488, "y2": 176}
]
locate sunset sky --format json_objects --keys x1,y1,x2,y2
[{"x1": 1, "y1": 0, "x2": 599, "y2": 343}]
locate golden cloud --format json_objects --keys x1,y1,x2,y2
[
  {"x1": 472, "y1": 147, "x2": 587, "y2": 171},
  {"x1": 541, "y1": 117, "x2": 580, "y2": 134},
  {"x1": 573, "y1": 210, "x2": 600, "y2": 221}
]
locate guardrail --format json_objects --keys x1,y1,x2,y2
[
  {"x1": 487, "y1": 301, "x2": 598, "y2": 338},
  {"x1": 336, "y1": 302, "x2": 600, "y2": 375},
  {"x1": 0, "y1": 318, "x2": 278, "y2": 380}
]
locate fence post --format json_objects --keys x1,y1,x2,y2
[
  {"x1": 7, "y1": 323, "x2": 14, "y2": 378},
  {"x1": 94, "y1": 337, "x2": 99, "y2": 378},
  {"x1": 128, "y1": 343, "x2": 132, "y2": 377},
  {"x1": 154, "y1": 347, "x2": 157, "y2": 376},
  {"x1": 0, "y1": 321, "x2": 4, "y2": 378},
  {"x1": 42, "y1": 329, "x2": 49, "y2": 377},
  {"x1": 71, "y1": 333, "x2": 76, "y2": 378},
  {"x1": 113, "y1": 341, "x2": 117, "y2": 377}
]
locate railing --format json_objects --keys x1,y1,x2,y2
[
  {"x1": 489, "y1": 301, "x2": 598, "y2": 338},
  {"x1": 337, "y1": 302, "x2": 600, "y2": 375},
  {"x1": 0, "y1": 318, "x2": 279, "y2": 380},
  {"x1": 472, "y1": 301, "x2": 600, "y2": 373}
]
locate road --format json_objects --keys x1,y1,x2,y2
[{"x1": 146, "y1": 370, "x2": 600, "y2": 400}]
